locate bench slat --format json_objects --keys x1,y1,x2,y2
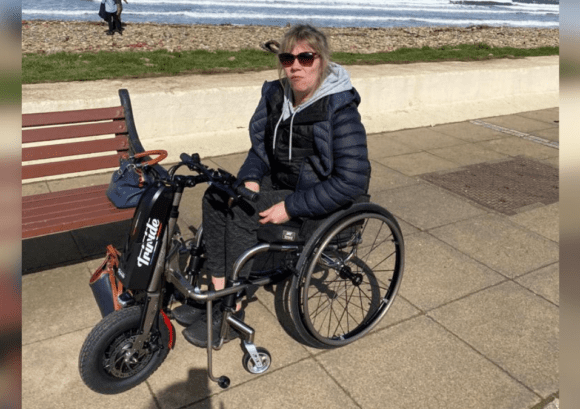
[
  {"x1": 22, "y1": 106, "x2": 125, "y2": 127},
  {"x1": 23, "y1": 136, "x2": 129, "y2": 162},
  {"x1": 22, "y1": 208, "x2": 134, "y2": 239},
  {"x1": 22, "y1": 154, "x2": 121, "y2": 180},
  {"x1": 23, "y1": 188, "x2": 114, "y2": 218},
  {"x1": 23, "y1": 184, "x2": 112, "y2": 203},
  {"x1": 23, "y1": 121, "x2": 128, "y2": 144},
  {"x1": 24, "y1": 198, "x2": 122, "y2": 223}
]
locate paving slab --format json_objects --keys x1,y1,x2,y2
[
  {"x1": 22, "y1": 329, "x2": 155, "y2": 409},
  {"x1": 430, "y1": 121, "x2": 509, "y2": 142},
  {"x1": 542, "y1": 156, "x2": 559, "y2": 169},
  {"x1": 430, "y1": 214, "x2": 559, "y2": 278},
  {"x1": 531, "y1": 127, "x2": 560, "y2": 142},
  {"x1": 476, "y1": 137, "x2": 559, "y2": 159},
  {"x1": 429, "y1": 281, "x2": 559, "y2": 397},
  {"x1": 371, "y1": 183, "x2": 487, "y2": 231},
  {"x1": 204, "y1": 152, "x2": 247, "y2": 174},
  {"x1": 515, "y1": 262, "x2": 559, "y2": 306},
  {"x1": 23, "y1": 262, "x2": 100, "y2": 345},
  {"x1": 399, "y1": 232, "x2": 505, "y2": 311},
  {"x1": 379, "y1": 151, "x2": 460, "y2": 176},
  {"x1": 427, "y1": 142, "x2": 508, "y2": 166},
  {"x1": 481, "y1": 114, "x2": 559, "y2": 133},
  {"x1": 387, "y1": 127, "x2": 468, "y2": 150},
  {"x1": 317, "y1": 316, "x2": 540, "y2": 409},
  {"x1": 366, "y1": 132, "x2": 420, "y2": 159},
  {"x1": 515, "y1": 108, "x2": 559, "y2": 125},
  {"x1": 368, "y1": 160, "x2": 420, "y2": 194},
  {"x1": 509, "y1": 203, "x2": 559, "y2": 243},
  {"x1": 186, "y1": 359, "x2": 361, "y2": 409}
]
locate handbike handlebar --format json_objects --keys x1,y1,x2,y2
[
  {"x1": 235, "y1": 185, "x2": 260, "y2": 203},
  {"x1": 178, "y1": 152, "x2": 260, "y2": 203}
]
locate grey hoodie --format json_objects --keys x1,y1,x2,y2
[{"x1": 273, "y1": 62, "x2": 353, "y2": 161}]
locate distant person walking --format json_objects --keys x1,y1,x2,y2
[{"x1": 100, "y1": 0, "x2": 127, "y2": 35}]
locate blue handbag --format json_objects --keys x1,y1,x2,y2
[{"x1": 106, "y1": 156, "x2": 151, "y2": 209}]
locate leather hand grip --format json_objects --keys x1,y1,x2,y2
[{"x1": 133, "y1": 150, "x2": 168, "y2": 167}]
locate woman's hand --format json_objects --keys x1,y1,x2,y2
[
  {"x1": 259, "y1": 202, "x2": 290, "y2": 224},
  {"x1": 244, "y1": 181, "x2": 260, "y2": 193}
]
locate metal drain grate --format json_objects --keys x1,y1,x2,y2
[{"x1": 420, "y1": 156, "x2": 558, "y2": 215}]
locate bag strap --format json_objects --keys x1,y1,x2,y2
[{"x1": 105, "y1": 245, "x2": 124, "y2": 311}]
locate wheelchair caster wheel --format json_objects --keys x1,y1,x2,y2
[
  {"x1": 217, "y1": 376, "x2": 230, "y2": 389},
  {"x1": 242, "y1": 347, "x2": 271, "y2": 374}
]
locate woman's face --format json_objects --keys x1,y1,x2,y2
[{"x1": 283, "y1": 41, "x2": 322, "y2": 103}]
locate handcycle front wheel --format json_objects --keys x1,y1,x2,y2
[
  {"x1": 78, "y1": 306, "x2": 172, "y2": 394},
  {"x1": 289, "y1": 204, "x2": 404, "y2": 349}
]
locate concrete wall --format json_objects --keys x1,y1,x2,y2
[{"x1": 23, "y1": 56, "x2": 558, "y2": 178}]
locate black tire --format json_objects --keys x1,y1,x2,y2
[
  {"x1": 79, "y1": 306, "x2": 172, "y2": 394},
  {"x1": 289, "y1": 203, "x2": 404, "y2": 348}
]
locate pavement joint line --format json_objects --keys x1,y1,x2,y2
[
  {"x1": 145, "y1": 380, "x2": 162, "y2": 409},
  {"x1": 425, "y1": 314, "x2": 544, "y2": 401},
  {"x1": 469, "y1": 120, "x2": 559, "y2": 149},
  {"x1": 311, "y1": 354, "x2": 364, "y2": 409}
]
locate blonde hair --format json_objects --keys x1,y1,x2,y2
[{"x1": 277, "y1": 24, "x2": 332, "y2": 88}]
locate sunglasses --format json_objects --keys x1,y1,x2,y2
[{"x1": 278, "y1": 52, "x2": 319, "y2": 67}]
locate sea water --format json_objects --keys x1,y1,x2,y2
[{"x1": 22, "y1": 0, "x2": 559, "y2": 28}]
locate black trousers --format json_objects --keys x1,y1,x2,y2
[
  {"x1": 108, "y1": 13, "x2": 122, "y2": 32},
  {"x1": 202, "y1": 177, "x2": 293, "y2": 279}
]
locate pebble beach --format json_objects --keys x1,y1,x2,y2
[{"x1": 22, "y1": 20, "x2": 559, "y2": 55}]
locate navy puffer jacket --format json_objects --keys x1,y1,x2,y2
[{"x1": 237, "y1": 80, "x2": 370, "y2": 218}]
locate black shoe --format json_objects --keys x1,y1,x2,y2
[
  {"x1": 115, "y1": 29, "x2": 123, "y2": 35},
  {"x1": 172, "y1": 302, "x2": 210, "y2": 327},
  {"x1": 182, "y1": 307, "x2": 244, "y2": 348},
  {"x1": 105, "y1": 31, "x2": 114, "y2": 35}
]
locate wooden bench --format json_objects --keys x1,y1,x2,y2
[{"x1": 22, "y1": 89, "x2": 165, "y2": 239}]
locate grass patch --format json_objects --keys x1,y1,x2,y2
[
  {"x1": 22, "y1": 43, "x2": 559, "y2": 84},
  {"x1": 334, "y1": 44, "x2": 558, "y2": 65},
  {"x1": 0, "y1": 73, "x2": 21, "y2": 104}
]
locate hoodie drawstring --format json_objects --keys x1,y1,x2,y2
[
  {"x1": 272, "y1": 111, "x2": 297, "y2": 162},
  {"x1": 272, "y1": 114, "x2": 283, "y2": 155},
  {"x1": 288, "y1": 112, "x2": 296, "y2": 162}
]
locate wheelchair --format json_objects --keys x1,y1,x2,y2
[{"x1": 79, "y1": 150, "x2": 405, "y2": 394}]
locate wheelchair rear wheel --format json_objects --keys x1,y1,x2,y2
[{"x1": 289, "y1": 204, "x2": 404, "y2": 348}]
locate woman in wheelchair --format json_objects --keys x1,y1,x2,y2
[{"x1": 177, "y1": 24, "x2": 372, "y2": 348}]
